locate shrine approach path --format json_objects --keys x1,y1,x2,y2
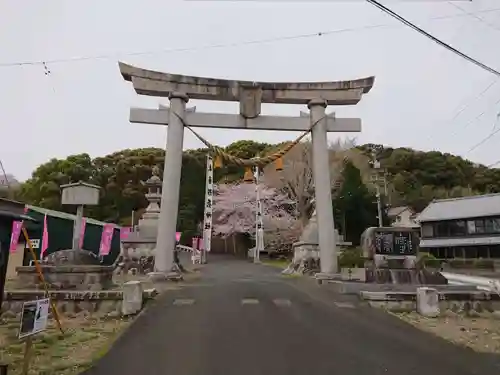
[{"x1": 83, "y1": 255, "x2": 500, "y2": 375}]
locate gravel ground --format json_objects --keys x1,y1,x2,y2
[{"x1": 395, "y1": 311, "x2": 500, "y2": 354}]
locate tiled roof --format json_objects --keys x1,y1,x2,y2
[{"x1": 417, "y1": 193, "x2": 500, "y2": 222}]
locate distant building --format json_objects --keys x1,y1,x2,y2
[
  {"x1": 418, "y1": 194, "x2": 500, "y2": 259},
  {"x1": 387, "y1": 206, "x2": 419, "y2": 228}
]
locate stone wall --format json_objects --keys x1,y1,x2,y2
[
  {"x1": 15, "y1": 265, "x2": 115, "y2": 290},
  {"x1": 360, "y1": 290, "x2": 500, "y2": 313},
  {"x1": 1, "y1": 288, "x2": 158, "y2": 319}
]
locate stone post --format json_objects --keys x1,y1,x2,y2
[
  {"x1": 416, "y1": 287, "x2": 439, "y2": 317},
  {"x1": 152, "y1": 92, "x2": 188, "y2": 278},
  {"x1": 308, "y1": 99, "x2": 338, "y2": 277}
]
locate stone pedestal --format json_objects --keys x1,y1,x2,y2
[
  {"x1": 147, "y1": 271, "x2": 182, "y2": 282},
  {"x1": 16, "y1": 265, "x2": 114, "y2": 290},
  {"x1": 416, "y1": 287, "x2": 440, "y2": 317}
]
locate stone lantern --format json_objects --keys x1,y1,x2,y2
[{"x1": 118, "y1": 166, "x2": 163, "y2": 274}]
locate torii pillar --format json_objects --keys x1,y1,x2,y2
[{"x1": 119, "y1": 62, "x2": 375, "y2": 280}]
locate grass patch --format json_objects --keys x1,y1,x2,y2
[
  {"x1": 0, "y1": 314, "x2": 133, "y2": 374},
  {"x1": 261, "y1": 258, "x2": 290, "y2": 269},
  {"x1": 393, "y1": 311, "x2": 500, "y2": 354}
]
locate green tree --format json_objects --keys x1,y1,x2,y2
[{"x1": 333, "y1": 161, "x2": 378, "y2": 245}]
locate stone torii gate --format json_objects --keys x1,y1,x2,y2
[{"x1": 119, "y1": 62, "x2": 374, "y2": 280}]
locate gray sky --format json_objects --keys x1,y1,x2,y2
[{"x1": 1, "y1": 0, "x2": 500, "y2": 180}]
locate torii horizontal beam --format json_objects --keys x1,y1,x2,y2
[
  {"x1": 119, "y1": 62, "x2": 375, "y2": 106},
  {"x1": 129, "y1": 106, "x2": 361, "y2": 132}
]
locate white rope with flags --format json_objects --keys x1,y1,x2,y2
[{"x1": 202, "y1": 155, "x2": 214, "y2": 262}]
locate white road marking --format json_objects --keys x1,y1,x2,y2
[
  {"x1": 241, "y1": 298, "x2": 259, "y2": 305},
  {"x1": 334, "y1": 302, "x2": 355, "y2": 309},
  {"x1": 273, "y1": 299, "x2": 292, "y2": 307},
  {"x1": 173, "y1": 299, "x2": 195, "y2": 306}
]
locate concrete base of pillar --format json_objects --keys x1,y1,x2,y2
[
  {"x1": 315, "y1": 272, "x2": 342, "y2": 285},
  {"x1": 147, "y1": 271, "x2": 183, "y2": 282}
]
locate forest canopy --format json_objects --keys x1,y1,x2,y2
[{"x1": 5, "y1": 141, "x2": 499, "y2": 243}]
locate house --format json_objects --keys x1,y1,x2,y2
[
  {"x1": 417, "y1": 193, "x2": 500, "y2": 259},
  {"x1": 387, "y1": 206, "x2": 419, "y2": 228}
]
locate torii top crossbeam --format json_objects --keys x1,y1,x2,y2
[{"x1": 119, "y1": 62, "x2": 375, "y2": 107}]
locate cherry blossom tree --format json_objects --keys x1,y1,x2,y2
[
  {"x1": 263, "y1": 138, "x2": 371, "y2": 224},
  {"x1": 212, "y1": 182, "x2": 301, "y2": 248}
]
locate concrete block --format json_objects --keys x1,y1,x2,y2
[
  {"x1": 122, "y1": 281, "x2": 143, "y2": 316},
  {"x1": 416, "y1": 287, "x2": 439, "y2": 317},
  {"x1": 341, "y1": 268, "x2": 366, "y2": 282}
]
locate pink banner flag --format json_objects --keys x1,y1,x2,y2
[
  {"x1": 79, "y1": 218, "x2": 86, "y2": 249},
  {"x1": 175, "y1": 232, "x2": 181, "y2": 242},
  {"x1": 120, "y1": 227, "x2": 131, "y2": 241},
  {"x1": 192, "y1": 237, "x2": 198, "y2": 250},
  {"x1": 198, "y1": 237, "x2": 204, "y2": 251},
  {"x1": 99, "y1": 224, "x2": 114, "y2": 256},
  {"x1": 40, "y1": 214, "x2": 49, "y2": 259},
  {"x1": 9, "y1": 221, "x2": 23, "y2": 252}
]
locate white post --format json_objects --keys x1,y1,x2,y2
[
  {"x1": 376, "y1": 185, "x2": 384, "y2": 227},
  {"x1": 152, "y1": 92, "x2": 188, "y2": 278},
  {"x1": 72, "y1": 205, "x2": 84, "y2": 251},
  {"x1": 202, "y1": 154, "x2": 214, "y2": 264},
  {"x1": 308, "y1": 99, "x2": 338, "y2": 277},
  {"x1": 254, "y1": 165, "x2": 263, "y2": 263}
]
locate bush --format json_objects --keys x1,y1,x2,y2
[
  {"x1": 417, "y1": 252, "x2": 441, "y2": 269},
  {"x1": 338, "y1": 248, "x2": 365, "y2": 268}
]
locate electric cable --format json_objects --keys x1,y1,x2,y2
[
  {"x1": 1, "y1": 7, "x2": 500, "y2": 68},
  {"x1": 366, "y1": 0, "x2": 500, "y2": 77}
]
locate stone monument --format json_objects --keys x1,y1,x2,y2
[
  {"x1": 117, "y1": 166, "x2": 169, "y2": 276},
  {"x1": 119, "y1": 62, "x2": 374, "y2": 280},
  {"x1": 282, "y1": 199, "x2": 352, "y2": 275}
]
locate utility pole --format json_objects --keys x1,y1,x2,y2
[{"x1": 370, "y1": 150, "x2": 385, "y2": 228}]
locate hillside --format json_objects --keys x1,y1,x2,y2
[
  {"x1": 12, "y1": 141, "x2": 499, "y2": 238},
  {"x1": 360, "y1": 144, "x2": 500, "y2": 212}
]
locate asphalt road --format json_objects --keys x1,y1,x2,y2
[{"x1": 85, "y1": 256, "x2": 500, "y2": 375}]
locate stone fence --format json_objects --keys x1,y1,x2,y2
[
  {"x1": 1, "y1": 283, "x2": 158, "y2": 319},
  {"x1": 360, "y1": 290, "x2": 500, "y2": 314},
  {"x1": 15, "y1": 265, "x2": 115, "y2": 290}
]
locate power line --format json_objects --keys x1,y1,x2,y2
[
  {"x1": 1, "y1": 7, "x2": 500, "y2": 68},
  {"x1": 447, "y1": 81, "x2": 500, "y2": 139},
  {"x1": 464, "y1": 111, "x2": 500, "y2": 155},
  {"x1": 448, "y1": 2, "x2": 500, "y2": 33},
  {"x1": 366, "y1": 1, "x2": 500, "y2": 78}
]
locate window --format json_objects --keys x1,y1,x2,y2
[
  {"x1": 422, "y1": 223, "x2": 434, "y2": 238},
  {"x1": 475, "y1": 219, "x2": 485, "y2": 234},
  {"x1": 449, "y1": 220, "x2": 466, "y2": 236},
  {"x1": 485, "y1": 218, "x2": 495, "y2": 233},
  {"x1": 435, "y1": 222, "x2": 450, "y2": 237},
  {"x1": 493, "y1": 218, "x2": 500, "y2": 233},
  {"x1": 467, "y1": 220, "x2": 475, "y2": 234}
]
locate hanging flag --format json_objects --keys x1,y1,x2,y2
[
  {"x1": 175, "y1": 232, "x2": 181, "y2": 243},
  {"x1": 255, "y1": 166, "x2": 264, "y2": 257},
  {"x1": 40, "y1": 214, "x2": 49, "y2": 259},
  {"x1": 78, "y1": 218, "x2": 86, "y2": 249},
  {"x1": 120, "y1": 226, "x2": 131, "y2": 241},
  {"x1": 99, "y1": 224, "x2": 114, "y2": 256},
  {"x1": 9, "y1": 221, "x2": 23, "y2": 253},
  {"x1": 202, "y1": 155, "x2": 214, "y2": 253}
]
